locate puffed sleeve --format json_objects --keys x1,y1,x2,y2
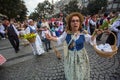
[
  {"x1": 57, "y1": 31, "x2": 67, "y2": 45},
  {"x1": 84, "y1": 34, "x2": 96, "y2": 45},
  {"x1": 25, "y1": 27, "x2": 30, "y2": 34},
  {"x1": 110, "y1": 20, "x2": 120, "y2": 32}
]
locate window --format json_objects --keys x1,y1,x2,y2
[
  {"x1": 112, "y1": 3, "x2": 118, "y2": 8},
  {"x1": 119, "y1": 4, "x2": 120, "y2": 8}
]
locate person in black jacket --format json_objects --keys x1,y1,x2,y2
[
  {"x1": 89, "y1": 14, "x2": 97, "y2": 35},
  {"x1": 4, "y1": 19, "x2": 20, "y2": 53}
]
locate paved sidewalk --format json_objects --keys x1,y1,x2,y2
[{"x1": 0, "y1": 38, "x2": 63, "y2": 66}]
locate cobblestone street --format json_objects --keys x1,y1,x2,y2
[
  {"x1": 0, "y1": 51, "x2": 65, "y2": 80},
  {"x1": 0, "y1": 39, "x2": 120, "y2": 80},
  {"x1": 0, "y1": 0, "x2": 120, "y2": 80}
]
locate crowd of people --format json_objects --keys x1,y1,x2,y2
[
  {"x1": 0, "y1": 10, "x2": 120, "y2": 80},
  {"x1": 83, "y1": 11, "x2": 120, "y2": 47},
  {"x1": 0, "y1": 17, "x2": 64, "y2": 54}
]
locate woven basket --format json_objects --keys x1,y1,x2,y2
[
  {"x1": 27, "y1": 37, "x2": 36, "y2": 43},
  {"x1": 93, "y1": 31, "x2": 118, "y2": 58}
]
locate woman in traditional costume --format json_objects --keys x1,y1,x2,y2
[
  {"x1": 46, "y1": 12, "x2": 98, "y2": 80},
  {"x1": 106, "y1": 13, "x2": 120, "y2": 47},
  {"x1": 25, "y1": 19, "x2": 44, "y2": 55}
]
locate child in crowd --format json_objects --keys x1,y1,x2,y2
[{"x1": 41, "y1": 26, "x2": 52, "y2": 52}]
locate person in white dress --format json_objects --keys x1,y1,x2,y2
[
  {"x1": 25, "y1": 19, "x2": 45, "y2": 55},
  {"x1": 0, "y1": 21, "x2": 6, "y2": 39},
  {"x1": 108, "y1": 15, "x2": 120, "y2": 47}
]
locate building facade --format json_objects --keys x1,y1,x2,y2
[
  {"x1": 107, "y1": 0, "x2": 120, "y2": 11},
  {"x1": 53, "y1": 0, "x2": 120, "y2": 16}
]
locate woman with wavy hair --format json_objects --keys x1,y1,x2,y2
[{"x1": 46, "y1": 12, "x2": 98, "y2": 80}]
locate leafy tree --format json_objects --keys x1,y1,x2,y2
[
  {"x1": 63, "y1": 0, "x2": 81, "y2": 14},
  {"x1": 0, "y1": 0, "x2": 27, "y2": 21},
  {"x1": 81, "y1": 7, "x2": 89, "y2": 16},
  {"x1": 87, "y1": 0, "x2": 107, "y2": 15},
  {"x1": 35, "y1": 0, "x2": 53, "y2": 19},
  {"x1": 17, "y1": 0, "x2": 27, "y2": 21},
  {"x1": 29, "y1": 12, "x2": 39, "y2": 21}
]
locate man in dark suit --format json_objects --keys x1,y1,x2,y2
[{"x1": 4, "y1": 19, "x2": 20, "y2": 53}]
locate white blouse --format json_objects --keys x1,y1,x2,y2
[
  {"x1": 25, "y1": 26, "x2": 36, "y2": 34},
  {"x1": 57, "y1": 31, "x2": 96, "y2": 46}
]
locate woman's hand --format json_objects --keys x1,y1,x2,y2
[
  {"x1": 83, "y1": 30, "x2": 88, "y2": 34},
  {"x1": 91, "y1": 29, "x2": 103, "y2": 41},
  {"x1": 46, "y1": 33, "x2": 58, "y2": 41},
  {"x1": 5, "y1": 30, "x2": 8, "y2": 33},
  {"x1": 95, "y1": 29, "x2": 103, "y2": 35},
  {"x1": 45, "y1": 33, "x2": 53, "y2": 40}
]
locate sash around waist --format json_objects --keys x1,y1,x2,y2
[{"x1": 68, "y1": 46, "x2": 84, "y2": 51}]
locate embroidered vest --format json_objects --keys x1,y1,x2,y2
[
  {"x1": 29, "y1": 26, "x2": 36, "y2": 33},
  {"x1": 65, "y1": 34, "x2": 85, "y2": 51},
  {"x1": 7, "y1": 24, "x2": 17, "y2": 37}
]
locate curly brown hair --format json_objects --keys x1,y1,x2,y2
[{"x1": 65, "y1": 12, "x2": 84, "y2": 33}]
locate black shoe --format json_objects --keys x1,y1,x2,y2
[
  {"x1": 15, "y1": 50, "x2": 18, "y2": 53},
  {"x1": 17, "y1": 48, "x2": 20, "y2": 51},
  {"x1": 49, "y1": 48, "x2": 52, "y2": 50}
]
